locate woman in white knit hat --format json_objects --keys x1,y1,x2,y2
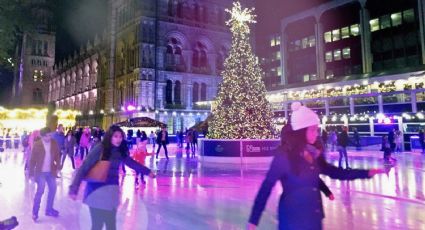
[{"x1": 247, "y1": 102, "x2": 386, "y2": 230}]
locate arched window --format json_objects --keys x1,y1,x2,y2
[
  {"x1": 194, "y1": 4, "x2": 200, "y2": 21},
  {"x1": 193, "y1": 42, "x2": 208, "y2": 71},
  {"x1": 192, "y1": 50, "x2": 199, "y2": 67},
  {"x1": 201, "y1": 83, "x2": 207, "y2": 101},
  {"x1": 177, "y1": 2, "x2": 183, "y2": 18},
  {"x1": 165, "y1": 38, "x2": 185, "y2": 71},
  {"x1": 165, "y1": 80, "x2": 173, "y2": 104},
  {"x1": 168, "y1": 0, "x2": 174, "y2": 16},
  {"x1": 174, "y1": 46, "x2": 182, "y2": 65},
  {"x1": 203, "y1": 7, "x2": 208, "y2": 23},
  {"x1": 174, "y1": 81, "x2": 181, "y2": 104},
  {"x1": 166, "y1": 45, "x2": 173, "y2": 66},
  {"x1": 200, "y1": 50, "x2": 207, "y2": 67},
  {"x1": 193, "y1": 82, "x2": 199, "y2": 103}
]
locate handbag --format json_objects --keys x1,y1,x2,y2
[{"x1": 84, "y1": 151, "x2": 110, "y2": 183}]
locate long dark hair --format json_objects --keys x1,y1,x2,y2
[
  {"x1": 101, "y1": 125, "x2": 129, "y2": 160},
  {"x1": 281, "y1": 115, "x2": 315, "y2": 174},
  {"x1": 281, "y1": 117, "x2": 325, "y2": 174}
]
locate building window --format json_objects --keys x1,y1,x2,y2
[
  {"x1": 403, "y1": 9, "x2": 415, "y2": 23},
  {"x1": 200, "y1": 83, "x2": 207, "y2": 101},
  {"x1": 193, "y1": 82, "x2": 199, "y2": 103},
  {"x1": 270, "y1": 38, "x2": 276, "y2": 47},
  {"x1": 275, "y1": 36, "x2": 281, "y2": 46},
  {"x1": 310, "y1": 74, "x2": 317, "y2": 81},
  {"x1": 333, "y1": 49, "x2": 341, "y2": 61},
  {"x1": 308, "y1": 36, "x2": 315, "y2": 47},
  {"x1": 332, "y1": 29, "x2": 340, "y2": 41},
  {"x1": 370, "y1": 18, "x2": 380, "y2": 32},
  {"x1": 325, "y1": 51, "x2": 333, "y2": 62},
  {"x1": 391, "y1": 12, "x2": 402, "y2": 27},
  {"x1": 276, "y1": 52, "x2": 281, "y2": 60},
  {"x1": 303, "y1": 74, "x2": 309, "y2": 82},
  {"x1": 342, "y1": 47, "x2": 351, "y2": 59},
  {"x1": 302, "y1": 37, "x2": 309, "y2": 49},
  {"x1": 324, "y1": 31, "x2": 332, "y2": 43},
  {"x1": 165, "y1": 80, "x2": 173, "y2": 104},
  {"x1": 350, "y1": 24, "x2": 359, "y2": 36},
  {"x1": 294, "y1": 40, "x2": 301, "y2": 50},
  {"x1": 341, "y1": 27, "x2": 350, "y2": 39},
  {"x1": 174, "y1": 81, "x2": 181, "y2": 104},
  {"x1": 380, "y1": 15, "x2": 391, "y2": 30},
  {"x1": 277, "y1": 67, "x2": 282, "y2": 76}
]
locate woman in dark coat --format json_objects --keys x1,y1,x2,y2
[
  {"x1": 69, "y1": 125, "x2": 155, "y2": 230},
  {"x1": 247, "y1": 102, "x2": 385, "y2": 230},
  {"x1": 62, "y1": 130, "x2": 77, "y2": 169}
]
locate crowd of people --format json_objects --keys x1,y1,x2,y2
[{"x1": 1, "y1": 106, "x2": 420, "y2": 229}]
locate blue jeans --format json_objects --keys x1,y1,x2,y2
[
  {"x1": 33, "y1": 172, "x2": 57, "y2": 215},
  {"x1": 338, "y1": 146, "x2": 349, "y2": 168}
]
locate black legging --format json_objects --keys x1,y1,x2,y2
[{"x1": 89, "y1": 207, "x2": 116, "y2": 230}]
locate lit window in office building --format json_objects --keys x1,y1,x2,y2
[
  {"x1": 308, "y1": 36, "x2": 315, "y2": 47},
  {"x1": 303, "y1": 74, "x2": 309, "y2": 82},
  {"x1": 270, "y1": 38, "x2": 275, "y2": 47},
  {"x1": 370, "y1": 18, "x2": 380, "y2": 32},
  {"x1": 324, "y1": 31, "x2": 332, "y2": 43},
  {"x1": 333, "y1": 49, "x2": 342, "y2": 61},
  {"x1": 276, "y1": 52, "x2": 281, "y2": 60},
  {"x1": 391, "y1": 12, "x2": 402, "y2": 26},
  {"x1": 332, "y1": 29, "x2": 340, "y2": 41},
  {"x1": 277, "y1": 67, "x2": 282, "y2": 76},
  {"x1": 341, "y1": 27, "x2": 349, "y2": 39},
  {"x1": 325, "y1": 51, "x2": 333, "y2": 62},
  {"x1": 342, "y1": 47, "x2": 351, "y2": 59},
  {"x1": 310, "y1": 74, "x2": 317, "y2": 81},
  {"x1": 294, "y1": 40, "x2": 301, "y2": 50},
  {"x1": 380, "y1": 15, "x2": 391, "y2": 29},
  {"x1": 350, "y1": 24, "x2": 359, "y2": 36},
  {"x1": 302, "y1": 37, "x2": 309, "y2": 49},
  {"x1": 276, "y1": 36, "x2": 281, "y2": 46}
]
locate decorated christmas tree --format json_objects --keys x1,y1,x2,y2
[{"x1": 209, "y1": 2, "x2": 274, "y2": 139}]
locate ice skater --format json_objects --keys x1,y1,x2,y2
[
  {"x1": 132, "y1": 133, "x2": 153, "y2": 185},
  {"x1": 29, "y1": 127, "x2": 61, "y2": 222},
  {"x1": 337, "y1": 126, "x2": 350, "y2": 169},
  {"x1": 247, "y1": 102, "x2": 385, "y2": 230},
  {"x1": 69, "y1": 125, "x2": 155, "y2": 230},
  {"x1": 62, "y1": 130, "x2": 76, "y2": 169},
  {"x1": 156, "y1": 126, "x2": 169, "y2": 160}
]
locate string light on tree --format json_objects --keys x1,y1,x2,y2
[{"x1": 209, "y1": 2, "x2": 274, "y2": 139}]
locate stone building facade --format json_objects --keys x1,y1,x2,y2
[{"x1": 48, "y1": 0, "x2": 247, "y2": 132}]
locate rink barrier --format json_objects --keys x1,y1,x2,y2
[{"x1": 198, "y1": 138, "x2": 280, "y2": 164}]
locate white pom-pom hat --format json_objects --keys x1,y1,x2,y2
[{"x1": 290, "y1": 102, "x2": 320, "y2": 130}]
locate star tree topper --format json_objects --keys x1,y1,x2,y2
[{"x1": 225, "y1": 1, "x2": 257, "y2": 35}]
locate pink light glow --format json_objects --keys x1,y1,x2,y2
[{"x1": 127, "y1": 105, "x2": 136, "y2": 111}]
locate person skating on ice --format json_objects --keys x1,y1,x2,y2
[
  {"x1": 247, "y1": 102, "x2": 386, "y2": 230},
  {"x1": 69, "y1": 125, "x2": 155, "y2": 230},
  {"x1": 28, "y1": 127, "x2": 61, "y2": 222}
]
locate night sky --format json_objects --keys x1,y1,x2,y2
[{"x1": 55, "y1": 0, "x2": 107, "y2": 62}]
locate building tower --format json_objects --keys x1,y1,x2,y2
[{"x1": 13, "y1": 0, "x2": 55, "y2": 107}]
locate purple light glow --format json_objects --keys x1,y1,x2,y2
[{"x1": 127, "y1": 105, "x2": 136, "y2": 111}]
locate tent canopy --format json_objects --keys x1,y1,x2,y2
[{"x1": 115, "y1": 117, "x2": 166, "y2": 128}]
